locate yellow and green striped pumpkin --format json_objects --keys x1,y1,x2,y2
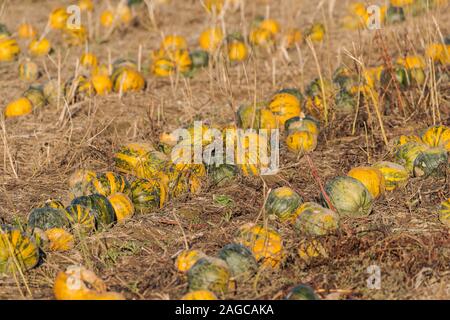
[
  {"x1": 284, "y1": 116, "x2": 320, "y2": 136},
  {"x1": 23, "y1": 86, "x2": 46, "y2": 109},
  {"x1": 108, "y1": 193, "x2": 135, "y2": 222},
  {"x1": 421, "y1": 125, "x2": 450, "y2": 151},
  {"x1": 167, "y1": 163, "x2": 206, "y2": 198},
  {"x1": 89, "y1": 172, "x2": 130, "y2": 197},
  {"x1": 187, "y1": 257, "x2": 232, "y2": 296},
  {"x1": 294, "y1": 202, "x2": 340, "y2": 236},
  {"x1": 236, "y1": 103, "x2": 277, "y2": 130},
  {"x1": 68, "y1": 169, "x2": 97, "y2": 199},
  {"x1": 373, "y1": 161, "x2": 409, "y2": 191},
  {"x1": 218, "y1": 243, "x2": 257, "y2": 280},
  {"x1": 71, "y1": 194, "x2": 116, "y2": 229},
  {"x1": 40, "y1": 199, "x2": 65, "y2": 209},
  {"x1": 0, "y1": 226, "x2": 39, "y2": 274},
  {"x1": 413, "y1": 147, "x2": 448, "y2": 177},
  {"x1": 439, "y1": 198, "x2": 450, "y2": 228},
  {"x1": 130, "y1": 178, "x2": 168, "y2": 210},
  {"x1": 27, "y1": 207, "x2": 70, "y2": 231},
  {"x1": 19, "y1": 60, "x2": 40, "y2": 82},
  {"x1": 323, "y1": 176, "x2": 373, "y2": 217},
  {"x1": 395, "y1": 142, "x2": 429, "y2": 173},
  {"x1": 64, "y1": 204, "x2": 96, "y2": 233},
  {"x1": 265, "y1": 187, "x2": 303, "y2": 222}
]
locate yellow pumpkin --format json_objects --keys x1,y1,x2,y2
[
  {"x1": 259, "y1": 19, "x2": 280, "y2": 35},
  {"x1": 63, "y1": 25, "x2": 88, "y2": 46},
  {"x1": 282, "y1": 29, "x2": 303, "y2": 49},
  {"x1": 199, "y1": 27, "x2": 223, "y2": 52},
  {"x1": 426, "y1": 43, "x2": 449, "y2": 65},
  {"x1": 152, "y1": 58, "x2": 176, "y2": 77},
  {"x1": 347, "y1": 166, "x2": 385, "y2": 199},
  {"x1": 17, "y1": 23, "x2": 37, "y2": 39},
  {"x1": 306, "y1": 23, "x2": 325, "y2": 42},
  {"x1": 249, "y1": 28, "x2": 273, "y2": 46},
  {"x1": 45, "y1": 228, "x2": 74, "y2": 252},
  {"x1": 0, "y1": 37, "x2": 20, "y2": 61},
  {"x1": 390, "y1": 0, "x2": 414, "y2": 7},
  {"x1": 100, "y1": 10, "x2": 114, "y2": 28},
  {"x1": 160, "y1": 35, "x2": 188, "y2": 51},
  {"x1": 421, "y1": 125, "x2": 450, "y2": 151},
  {"x1": 228, "y1": 40, "x2": 248, "y2": 62},
  {"x1": 373, "y1": 161, "x2": 409, "y2": 191},
  {"x1": 182, "y1": 290, "x2": 217, "y2": 300},
  {"x1": 396, "y1": 55, "x2": 425, "y2": 69},
  {"x1": 4, "y1": 97, "x2": 33, "y2": 118},
  {"x1": 236, "y1": 224, "x2": 284, "y2": 268},
  {"x1": 29, "y1": 38, "x2": 52, "y2": 56},
  {"x1": 395, "y1": 135, "x2": 422, "y2": 146},
  {"x1": 363, "y1": 66, "x2": 384, "y2": 88},
  {"x1": 297, "y1": 239, "x2": 327, "y2": 262},
  {"x1": 172, "y1": 49, "x2": 193, "y2": 73},
  {"x1": 92, "y1": 75, "x2": 112, "y2": 95},
  {"x1": 18, "y1": 60, "x2": 40, "y2": 82},
  {"x1": 112, "y1": 67, "x2": 145, "y2": 93},
  {"x1": 80, "y1": 52, "x2": 98, "y2": 69},
  {"x1": 175, "y1": 249, "x2": 207, "y2": 273},
  {"x1": 54, "y1": 265, "x2": 125, "y2": 300},
  {"x1": 232, "y1": 131, "x2": 271, "y2": 176},
  {"x1": 108, "y1": 193, "x2": 135, "y2": 223},
  {"x1": 268, "y1": 92, "x2": 302, "y2": 127},
  {"x1": 286, "y1": 131, "x2": 317, "y2": 154},
  {"x1": 79, "y1": 0, "x2": 94, "y2": 11},
  {"x1": 49, "y1": 8, "x2": 69, "y2": 30}
]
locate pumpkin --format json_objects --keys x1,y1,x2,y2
[
  {"x1": 0, "y1": 227, "x2": 39, "y2": 274},
  {"x1": 160, "y1": 35, "x2": 188, "y2": 51},
  {"x1": 282, "y1": 29, "x2": 303, "y2": 49},
  {"x1": 0, "y1": 37, "x2": 20, "y2": 61},
  {"x1": 64, "y1": 75, "x2": 93, "y2": 102},
  {"x1": 268, "y1": 92, "x2": 302, "y2": 127},
  {"x1": 323, "y1": 176, "x2": 373, "y2": 217},
  {"x1": 208, "y1": 164, "x2": 237, "y2": 186},
  {"x1": 297, "y1": 239, "x2": 327, "y2": 262},
  {"x1": 265, "y1": 187, "x2": 303, "y2": 222},
  {"x1": 17, "y1": 23, "x2": 37, "y2": 39},
  {"x1": 49, "y1": 8, "x2": 69, "y2": 30},
  {"x1": 236, "y1": 223, "x2": 284, "y2": 268},
  {"x1": 88, "y1": 172, "x2": 130, "y2": 197},
  {"x1": 190, "y1": 50, "x2": 209, "y2": 69},
  {"x1": 54, "y1": 265, "x2": 125, "y2": 300},
  {"x1": 71, "y1": 194, "x2": 116, "y2": 229},
  {"x1": 43, "y1": 80, "x2": 63, "y2": 105},
  {"x1": 19, "y1": 60, "x2": 40, "y2": 82},
  {"x1": 152, "y1": 58, "x2": 176, "y2": 77},
  {"x1": 45, "y1": 228, "x2": 74, "y2": 252},
  {"x1": 285, "y1": 285, "x2": 319, "y2": 300},
  {"x1": 396, "y1": 55, "x2": 425, "y2": 69},
  {"x1": 305, "y1": 23, "x2": 325, "y2": 42},
  {"x1": 91, "y1": 75, "x2": 112, "y2": 95},
  {"x1": 286, "y1": 131, "x2": 318, "y2": 154},
  {"x1": 395, "y1": 135, "x2": 422, "y2": 146},
  {"x1": 80, "y1": 52, "x2": 98, "y2": 69},
  {"x1": 391, "y1": 0, "x2": 414, "y2": 7},
  {"x1": 182, "y1": 290, "x2": 217, "y2": 300},
  {"x1": 100, "y1": 10, "x2": 114, "y2": 28},
  {"x1": 249, "y1": 28, "x2": 274, "y2": 46},
  {"x1": 373, "y1": 161, "x2": 409, "y2": 191},
  {"x1": 426, "y1": 43, "x2": 449, "y2": 65},
  {"x1": 4, "y1": 97, "x2": 33, "y2": 118},
  {"x1": 285, "y1": 116, "x2": 320, "y2": 135},
  {"x1": 233, "y1": 131, "x2": 270, "y2": 176},
  {"x1": 395, "y1": 142, "x2": 429, "y2": 173},
  {"x1": 421, "y1": 125, "x2": 450, "y2": 151},
  {"x1": 228, "y1": 40, "x2": 248, "y2": 62},
  {"x1": 348, "y1": 167, "x2": 385, "y2": 199},
  {"x1": 439, "y1": 198, "x2": 450, "y2": 228},
  {"x1": 79, "y1": 0, "x2": 94, "y2": 11},
  {"x1": 28, "y1": 207, "x2": 70, "y2": 231},
  {"x1": 108, "y1": 193, "x2": 135, "y2": 222},
  {"x1": 167, "y1": 163, "x2": 206, "y2": 197},
  {"x1": 413, "y1": 147, "x2": 448, "y2": 177},
  {"x1": 175, "y1": 249, "x2": 207, "y2": 273},
  {"x1": 236, "y1": 103, "x2": 277, "y2": 130},
  {"x1": 294, "y1": 202, "x2": 340, "y2": 236},
  {"x1": 187, "y1": 257, "x2": 231, "y2": 296},
  {"x1": 130, "y1": 178, "x2": 168, "y2": 210},
  {"x1": 111, "y1": 67, "x2": 145, "y2": 93},
  {"x1": 23, "y1": 86, "x2": 46, "y2": 109},
  {"x1": 199, "y1": 27, "x2": 223, "y2": 52},
  {"x1": 334, "y1": 90, "x2": 357, "y2": 115},
  {"x1": 29, "y1": 38, "x2": 52, "y2": 56},
  {"x1": 68, "y1": 169, "x2": 97, "y2": 199},
  {"x1": 64, "y1": 204, "x2": 96, "y2": 233},
  {"x1": 171, "y1": 49, "x2": 193, "y2": 74},
  {"x1": 218, "y1": 244, "x2": 257, "y2": 280},
  {"x1": 258, "y1": 19, "x2": 280, "y2": 35},
  {"x1": 63, "y1": 25, "x2": 87, "y2": 46},
  {"x1": 40, "y1": 199, "x2": 65, "y2": 209},
  {"x1": 0, "y1": 24, "x2": 10, "y2": 37}
]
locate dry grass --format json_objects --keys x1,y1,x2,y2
[{"x1": 0, "y1": 0, "x2": 449, "y2": 300}]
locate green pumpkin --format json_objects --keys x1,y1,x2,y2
[
  {"x1": 0, "y1": 227, "x2": 40, "y2": 274},
  {"x1": 294, "y1": 202, "x2": 340, "y2": 236},
  {"x1": 71, "y1": 194, "x2": 116, "y2": 229},
  {"x1": 334, "y1": 90, "x2": 357, "y2": 114},
  {"x1": 187, "y1": 257, "x2": 231, "y2": 296},
  {"x1": 265, "y1": 187, "x2": 303, "y2": 222},
  {"x1": 190, "y1": 50, "x2": 209, "y2": 69},
  {"x1": 27, "y1": 207, "x2": 70, "y2": 231},
  {"x1": 39, "y1": 199, "x2": 65, "y2": 209},
  {"x1": 64, "y1": 204, "x2": 96, "y2": 234},
  {"x1": 130, "y1": 178, "x2": 168, "y2": 210},
  {"x1": 88, "y1": 172, "x2": 130, "y2": 197},
  {"x1": 395, "y1": 142, "x2": 429, "y2": 173},
  {"x1": 323, "y1": 176, "x2": 373, "y2": 217},
  {"x1": 208, "y1": 164, "x2": 237, "y2": 186},
  {"x1": 386, "y1": 6, "x2": 405, "y2": 24},
  {"x1": 218, "y1": 244, "x2": 257, "y2": 280},
  {"x1": 285, "y1": 284, "x2": 319, "y2": 300},
  {"x1": 413, "y1": 147, "x2": 448, "y2": 177},
  {"x1": 23, "y1": 86, "x2": 46, "y2": 109}
]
